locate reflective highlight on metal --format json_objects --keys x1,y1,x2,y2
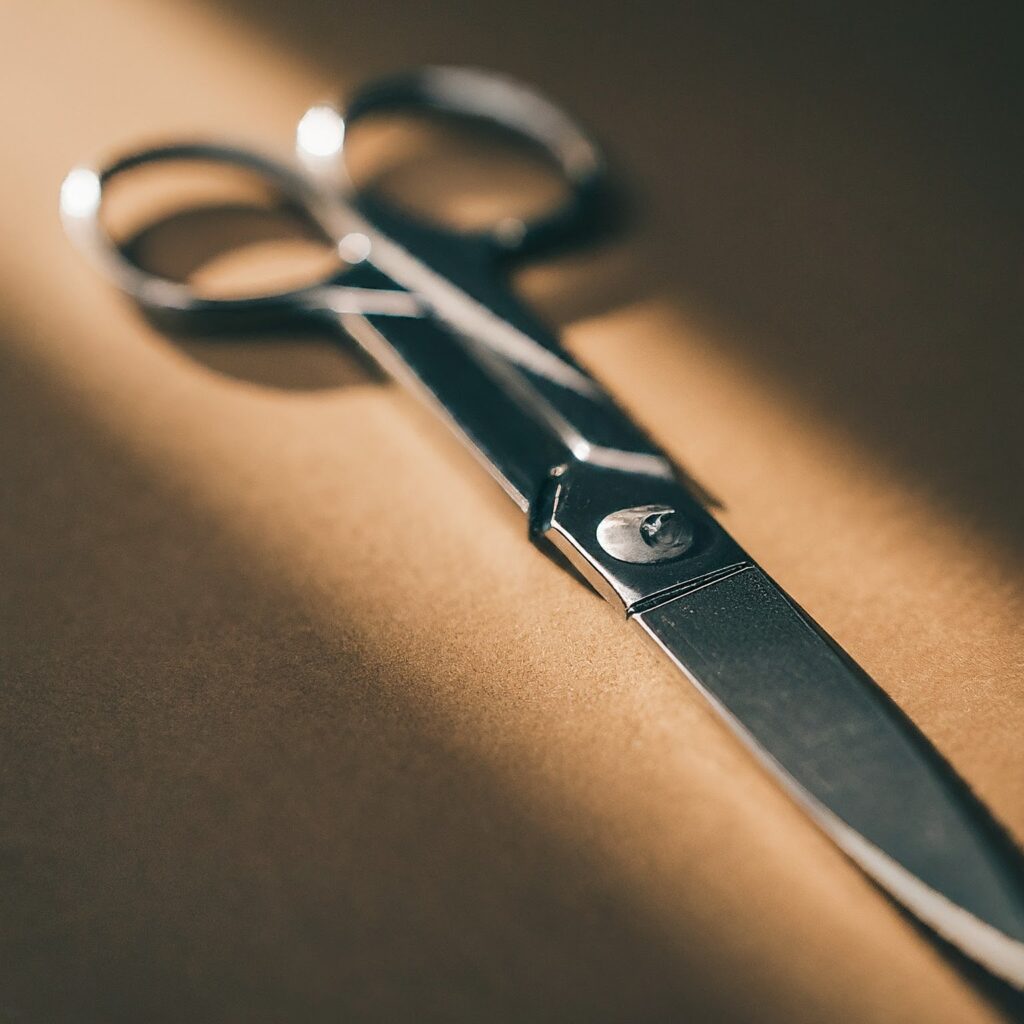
[
  {"x1": 296, "y1": 103, "x2": 346, "y2": 159},
  {"x1": 596, "y1": 504, "x2": 694, "y2": 563},
  {"x1": 59, "y1": 166, "x2": 102, "y2": 220},
  {"x1": 60, "y1": 65, "x2": 1024, "y2": 989}
]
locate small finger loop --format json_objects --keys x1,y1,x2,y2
[{"x1": 60, "y1": 142, "x2": 352, "y2": 325}]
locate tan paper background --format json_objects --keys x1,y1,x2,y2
[{"x1": 2, "y1": 2, "x2": 1022, "y2": 1020}]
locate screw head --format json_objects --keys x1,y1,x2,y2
[{"x1": 596, "y1": 504, "x2": 695, "y2": 564}]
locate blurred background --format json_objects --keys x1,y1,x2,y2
[{"x1": 2, "y1": 2, "x2": 1022, "y2": 1021}]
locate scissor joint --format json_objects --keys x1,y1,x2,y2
[{"x1": 538, "y1": 461, "x2": 747, "y2": 614}]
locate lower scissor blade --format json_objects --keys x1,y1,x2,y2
[{"x1": 635, "y1": 566, "x2": 1024, "y2": 987}]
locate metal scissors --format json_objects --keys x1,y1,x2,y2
[{"x1": 60, "y1": 65, "x2": 1024, "y2": 987}]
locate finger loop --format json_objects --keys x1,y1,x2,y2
[{"x1": 341, "y1": 66, "x2": 610, "y2": 257}]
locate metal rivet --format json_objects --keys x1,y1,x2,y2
[{"x1": 596, "y1": 504, "x2": 694, "y2": 564}]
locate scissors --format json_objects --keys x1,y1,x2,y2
[{"x1": 60, "y1": 65, "x2": 1024, "y2": 988}]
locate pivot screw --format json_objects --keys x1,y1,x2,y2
[{"x1": 596, "y1": 504, "x2": 695, "y2": 564}]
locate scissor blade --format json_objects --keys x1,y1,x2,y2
[{"x1": 635, "y1": 565, "x2": 1024, "y2": 986}]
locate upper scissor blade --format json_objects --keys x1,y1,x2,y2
[{"x1": 635, "y1": 566, "x2": 1024, "y2": 987}]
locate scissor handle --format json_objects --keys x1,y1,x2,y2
[
  {"x1": 60, "y1": 67, "x2": 611, "y2": 332},
  {"x1": 337, "y1": 66, "x2": 610, "y2": 260}
]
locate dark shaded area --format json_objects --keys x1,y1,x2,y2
[
  {"x1": 201, "y1": 0, "x2": 1023, "y2": 558},
  {"x1": 0, "y1": 340, "x2": 733, "y2": 1023}
]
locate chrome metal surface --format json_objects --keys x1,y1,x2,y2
[
  {"x1": 637, "y1": 569, "x2": 1024, "y2": 983},
  {"x1": 60, "y1": 65, "x2": 1024, "y2": 989},
  {"x1": 596, "y1": 505, "x2": 695, "y2": 564}
]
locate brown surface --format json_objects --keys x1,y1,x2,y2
[{"x1": 2, "y1": 2, "x2": 1023, "y2": 1021}]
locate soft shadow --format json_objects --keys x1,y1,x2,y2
[{"x1": 0, "y1": 341, "x2": 721, "y2": 1023}]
